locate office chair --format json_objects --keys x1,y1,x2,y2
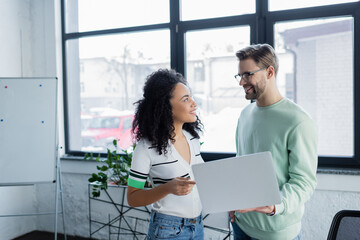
[{"x1": 327, "y1": 210, "x2": 360, "y2": 240}]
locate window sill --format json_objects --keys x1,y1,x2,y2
[
  {"x1": 317, "y1": 167, "x2": 360, "y2": 176},
  {"x1": 60, "y1": 155, "x2": 99, "y2": 175}
]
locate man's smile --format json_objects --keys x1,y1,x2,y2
[{"x1": 244, "y1": 85, "x2": 254, "y2": 94}]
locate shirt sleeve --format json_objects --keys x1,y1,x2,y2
[
  {"x1": 127, "y1": 140, "x2": 151, "y2": 189},
  {"x1": 235, "y1": 118, "x2": 240, "y2": 157},
  {"x1": 275, "y1": 119, "x2": 318, "y2": 215}
]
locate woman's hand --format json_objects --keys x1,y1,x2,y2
[
  {"x1": 165, "y1": 177, "x2": 196, "y2": 196},
  {"x1": 229, "y1": 211, "x2": 235, "y2": 222},
  {"x1": 127, "y1": 177, "x2": 196, "y2": 207}
]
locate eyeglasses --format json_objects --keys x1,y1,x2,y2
[{"x1": 234, "y1": 67, "x2": 268, "y2": 83}]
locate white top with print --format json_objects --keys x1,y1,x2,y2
[{"x1": 128, "y1": 130, "x2": 203, "y2": 218}]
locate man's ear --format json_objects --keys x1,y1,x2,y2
[{"x1": 267, "y1": 66, "x2": 275, "y2": 79}]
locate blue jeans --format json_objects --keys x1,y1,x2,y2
[
  {"x1": 147, "y1": 210, "x2": 204, "y2": 240},
  {"x1": 231, "y1": 221, "x2": 301, "y2": 240}
]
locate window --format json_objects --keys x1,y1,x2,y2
[
  {"x1": 122, "y1": 117, "x2": 133, "y2": 131},
  {"x1": 62, "y1": 0, "x2": 360, "y2": 169},
  {"x1": 65, "y1": 0, "x2": 169, "y2": 32},
  {"x1": 181, "y1": 0, "x2": 255, "y2": 21},
  {"x1": 89, "y1": 117, "x2": 120, "y2": 129},
  {"x1": 185, "y1": 26, "x2": 250, "y2": 152},
  {"x1": 275, "y1": 17, "x2": 354, "y2": 157},
  {"x1": 66, "y1": 30, "x2": 170, "y2": 152},
  {"x1": 64, "y1": 0, "x2": 170, "y2": 152}
]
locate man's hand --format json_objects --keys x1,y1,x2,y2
[{"x1": 235, "y1": 205, "x2": 275, "y2": 214}]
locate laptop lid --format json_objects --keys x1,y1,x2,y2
[{"x1": 192, "y1": 151, "x2": 281, "y2": 214}]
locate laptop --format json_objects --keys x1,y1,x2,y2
[{"x1": 192, "y1": 151, "x2": 281, "y2": 214}]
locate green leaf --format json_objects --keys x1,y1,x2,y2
[
  {"x1": 87, "y1": 139, "x2": 137, "y2": 197},
  {"x1": 100, "y1": 165, "x2": 108, "y2": 171},
  {"x1": 92, "y1": 190, "x2": 100, "y2": 197}
]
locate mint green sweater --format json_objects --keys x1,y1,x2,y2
[{"x1": 235, "y1": 98, "x2": 318, "y2": 240}]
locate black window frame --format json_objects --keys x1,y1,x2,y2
[{"x1": 61, "y1": 0, "x2": 360, "y2": 169}]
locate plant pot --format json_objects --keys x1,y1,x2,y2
[{"x1": 88, "y1": 184, "x2": 151, "y2": 240}]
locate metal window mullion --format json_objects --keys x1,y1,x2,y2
[
  {"x1": 63, "y1": 23, "x2": 170, "y2": 41},
  {"x1": 266, "y1": 2, "x2": 359, "y2": 22},
  {"x1": 61, "y1": 0, "x2": 71, "y2": 155},
  {"x1": 169, "y1": 0, "x2": 183, "y2": 74},
  {"x1": 354, "y1": 8, "x2": 360, "y2": 165},
  {"x1": 255, "y1": 0, "x2": 268, "y2": 44},
  {"x1": 179, "y1": 15, "x2": 256, "y2": 32}
]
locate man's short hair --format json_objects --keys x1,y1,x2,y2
[{"x1": 236, "y1": 44, "x2": 279, "y2": 76}]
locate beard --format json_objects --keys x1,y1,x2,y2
[
  {"x1": 244, "y1": 80, "x2": 266, "y2": 100},
  {"x1": 244, "y1": 85, "x2": 262, "y2": 100},
  {"x1": 245, "y1": 90, "x2": 258, "y2": 100}
]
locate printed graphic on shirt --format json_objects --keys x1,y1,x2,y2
[
  {"x1": 152, "y1": 160, "x2": 179, "y2": 167},
  {"x1": 152, "y1": 173, "x2": 190, "y2": 185}
]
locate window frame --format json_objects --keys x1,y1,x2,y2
[{"x1": 61, "y1": 0, "x2": 360, "y2": 169}]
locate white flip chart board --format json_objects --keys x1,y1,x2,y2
[{"x1": 0, "y1": 78, "x2": 57, "y2": 185}]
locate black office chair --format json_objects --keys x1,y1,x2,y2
[{"x1": 327, "y1": 210, "x2": 360, "y2": 240}]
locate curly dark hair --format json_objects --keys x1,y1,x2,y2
[{"x1": 132, "y1": 69, "x2": 203, "y2": 155}]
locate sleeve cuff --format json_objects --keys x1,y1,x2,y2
[
  {"x1": 274, "y1": 201, "x2": 285, "y2": 215},
  {"x1": 127, "y1": 178, "x2": 145, "y2": 189}
]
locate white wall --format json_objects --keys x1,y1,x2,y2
[
  {"x1": 303, "y1": 174, "x2": 360, "y2": 239},
  {"x1": 0, "y1": 0, "x2": 56, "y2": 78},
  {"x1": 34, "y1": 160, "x2": 360, "y2": 240},
  {"x1": 0, "y1": 0, "x2": 58, "y2": 239},
  {"x1": 0, "y1": 186, "x2": 37, "y2": 240}
]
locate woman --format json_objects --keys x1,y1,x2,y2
[{"x1": 127, "y1": 69, "x2": 204, "y2": 239}]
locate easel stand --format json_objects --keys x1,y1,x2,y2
[
  {"x1": 54, "y1": 145, "x2": 67, "y2": 240},
  {"x1": 0, "y1": 145, "x2": 67, "y2": 240}
]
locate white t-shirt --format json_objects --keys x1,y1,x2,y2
[{"x1": 128, "y1": 130, "x2": 203, "y2": 218}]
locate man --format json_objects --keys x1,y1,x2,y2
[{"x1": 230, "y1": 44, "x2": 318, "y2": 240}]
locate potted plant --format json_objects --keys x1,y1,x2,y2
[
  {"x1": 85, "y1": 139, "x2": 135, "y2": 197},
  {"x1": 86, "y1": 140, "x2": 152, "y2": 239}
]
